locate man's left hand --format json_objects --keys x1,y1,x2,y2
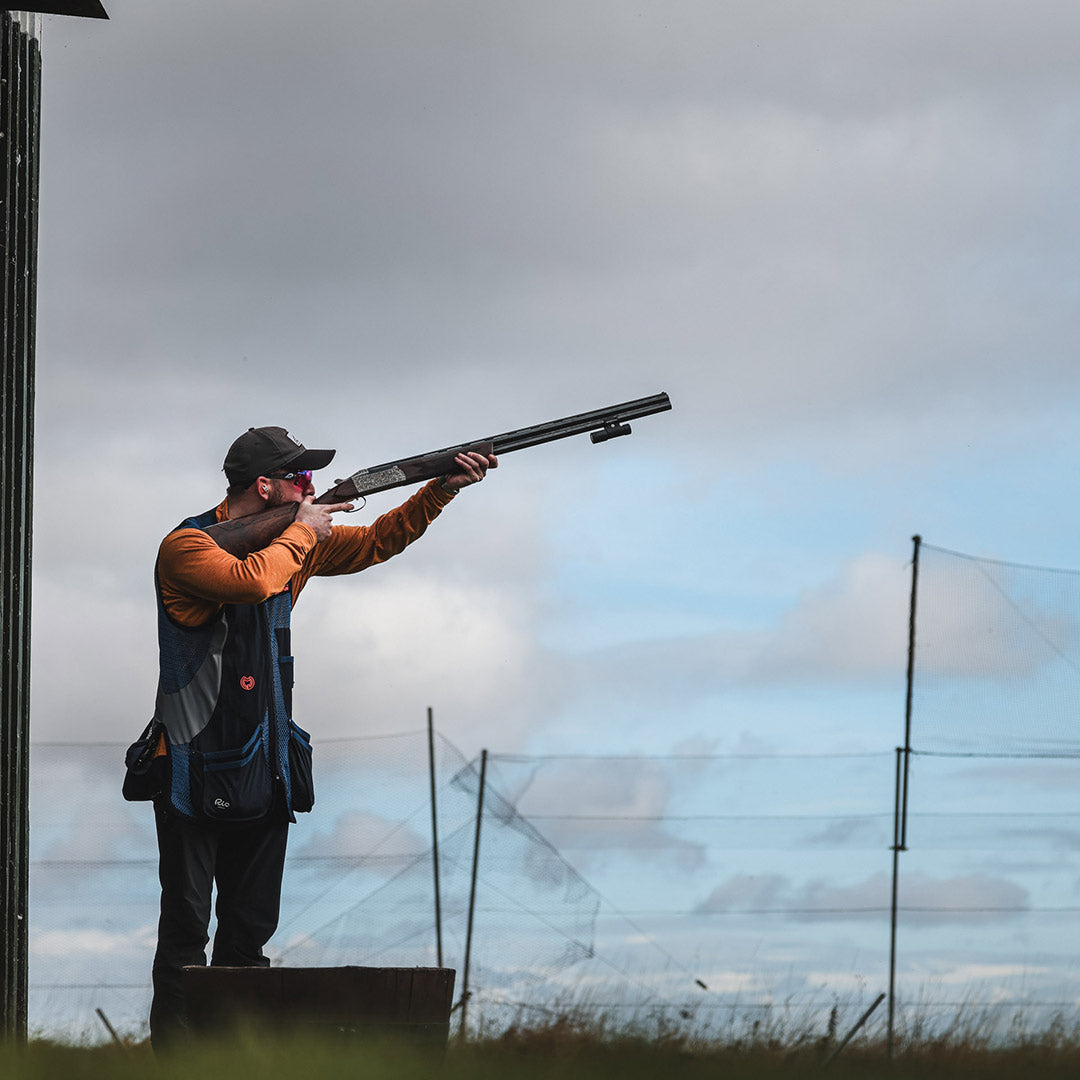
[{"x1": 442, "y1": 451, "x2": 498, "y2": 492}]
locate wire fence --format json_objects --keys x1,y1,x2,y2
[
  {"x1": 29, "y1": 736, "x2": 1080, "y2": 1045},
  {"x1": 26, "y1": 541, "x2": 1080, "y2": 1046}
]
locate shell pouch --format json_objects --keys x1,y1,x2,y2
[{"x1": 122, "y1": 719, "x2": 169, "y2": 802}]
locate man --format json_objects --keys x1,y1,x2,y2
[{"x1": 145, "y1": 424, "x2": 494, "y2": 1049}]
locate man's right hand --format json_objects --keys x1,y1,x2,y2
[{"x1": 294, "y1": 495, "x2": 355, "y2": 541}]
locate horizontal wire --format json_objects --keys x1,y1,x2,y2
[
  {"x1": 490, "y1": 751, "x2": 892, "y2": 762},
  {"x1": 527, "y1": 812, "x2": 892, "y2": 822},
  {"x1": 480, "y1": 905, "x2": 1073, "y2": 916},
  {"x1": 470, "y1": 993, "x2": 1080, "y2": 1011},
  {"x1": 527, "y1": 810, "x2": 1080, "y2": 821},
  {"x1": 914, "y1": 750, "x2": 1080, "y2": 760}
]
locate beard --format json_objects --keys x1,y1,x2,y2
[{"x1": 264, "y1": 484, "x2": 294, "y2": 508}]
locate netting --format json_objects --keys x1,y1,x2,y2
[
  {"x1": 271, "y1": 736, "x2": 604, "y2": 1022},
  {"x1": 474, "y1": 751, "x2": 897, "y2": 1034},
  {"x1": 29, "y1": 735, "x2": 900, "y2": 1044},
  {"x1": 912, "y1": 543, "x2": 1080, "y2": 756},
  {"x1": 27, "y1": 730, "x2": 605, "y2": 1043},
  {"x1": 888, "y1": 541, "x2": 1080, "y2": 1038}
]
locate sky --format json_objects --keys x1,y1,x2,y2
[{"x1": 23, "y1": 0, "x2": 1080, "y2": 1041}]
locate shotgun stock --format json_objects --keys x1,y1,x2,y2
[{"x1": 204, "y1": 392, "x2": 672, "y2": 558}]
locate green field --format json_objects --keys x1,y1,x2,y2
[{"x1": 6, "y1": 1021, "x2": 1080, "y2": 1080}]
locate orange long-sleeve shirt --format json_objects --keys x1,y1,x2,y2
[{"x1": 157, "y1": 479, "x2": 456, "y2": 627}]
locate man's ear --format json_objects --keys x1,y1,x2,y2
[{"x1": 256, "y1": 476, "x2": 272, "y2": 499}]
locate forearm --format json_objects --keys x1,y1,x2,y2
[
  {"x1": 158, "y1": 521, "x2": 318, "y2": 615},
  {"x1": 302, "y1": 479, "x2": 455, "y2": 578}
]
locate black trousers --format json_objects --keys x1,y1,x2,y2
[{"x1": 149, "y1": 803, "x2": 289, "y2": 1051}]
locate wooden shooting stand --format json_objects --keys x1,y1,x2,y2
[{"x1": 182, "y1": 966, "x2": 455, "y2": 1045}]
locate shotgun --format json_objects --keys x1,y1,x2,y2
[{"x1": 205, "y1": 392, "x2": 672, "y2": 558}]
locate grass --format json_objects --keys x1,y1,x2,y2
[{"x1": 6, "y1": 1012, "x2": 1080, "y2": 1080}]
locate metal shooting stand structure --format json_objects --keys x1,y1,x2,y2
[{"x1": 0, "y1": 0, "x2": 107, "y2": 1044}]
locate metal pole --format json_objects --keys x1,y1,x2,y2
[
  {"x1": 887, "y1": 746, "x2": 903, "y2": 1058},
  {"x1": 825, "y1": 991, "x2": 885, "y2": 1068},
  {"x1": 901, "y1": 535, "x2": 920, "y2": 851},
  {"x1": 888, "y1": 533, "x2": 921, "y2": 1059},
  {"x1": 0, "y1": 2, "x2": 105, "y2": 1044},
  {"x1": 95, "y1": 1007, "x2": 124, "y2": 1049},
  {"x1": 427, "y1": 707, "x2": 443, "y2": 969},
  {"x1": 0, "y1": 12, "x2": 41, "y2": 1044},
  {"x1": 459, "y1": 748, "x2": 487, "y2": 1040}
]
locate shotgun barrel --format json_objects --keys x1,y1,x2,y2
[{"x1": 205, "y1": 392, "x2": 672, "y2": 557}]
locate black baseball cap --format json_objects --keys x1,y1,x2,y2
[{"x1": 223, "y1": 426, "x2": 336, "y2": 487}]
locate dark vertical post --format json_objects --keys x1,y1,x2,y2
[
  {"x1": 459, "y1": 748, "x2": 487, "y2": 1040},
  {"x1": 887, "y1": 533, "x2": 921, "y2": 1059},
  {"x1": 900, "y1": 535, "x2": 920, "y2": 852},
  {"x1": 0, "y1": 11, "x2": 41, "y2": 1045},
  {"x1": 887, "y1": 745, "x2": 903, "y2": 1058},
  {"x1": 427, "y1": 707, "x2": 443, "y2": 969}
]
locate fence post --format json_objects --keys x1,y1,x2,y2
[
  {"x1": 887, "y1": 746, "x2": 904, "y2": 1057},
  {"x1": 888, "y1": 533, "x2": 921, "y2": 1058},
  {"x1": 458, "y1": 748, "x2": 487, "y2": 1039},
  {"x1": 427, "y1": 708, "x2": 443, "y2": 968},
  {"x1": 901, "y1": 535, "x2": 920, "y2": 851}
]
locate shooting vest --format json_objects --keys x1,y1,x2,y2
[{"x1": 151, "y1": 507, "x2": 314, "y2": 824}]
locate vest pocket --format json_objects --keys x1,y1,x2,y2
[
  {"x1": 288, "y1": 721, "x2": 314, "y2": 813},
  {"x1": 122, "y1": 719, "x2": 169, "y2": 802},
  {"x1": 199, "y1": 728, "x2": 272, "y2": 821}
]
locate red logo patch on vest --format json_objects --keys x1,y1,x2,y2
[{"x1": 240, "y1": 675, "x2": 255, "y2": 691}]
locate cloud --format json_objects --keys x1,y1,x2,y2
[
  {"x1": 28, "y1": 0, "x2": 1080, "y2": 760},
  {"x1": 489, "y1": 757, "x2": 707, "y2": 871},
  {"x1": 800, "y1": 817, "x2": 891, "y2": 850},
  {"x1": 38, "y1": 0, "x2": 1080, "y2": 461},
  {"x1": 31, "y1": 581, "x2": 157, "y2": 741},
  {"x1": 912, "y1": 961, "x2": 1051, "y2": 988},
  {"x1": 696, "y1": 870, "x2": 1029, "y2": 925},
  {"x1": 547, "y1": 552, "x2": 909, "y2": 705},
  {"x1": 31, "y1": 926, "x2": 155, "y2": 959},
  {"x1": 752, "y1": 554, "x2": 910, "y2": 681},
  {"x1": 290, "y1": 565, "x2": 557, "y2": 750},
  {"x1": 697, "y1": 873, "x2": 790, "y2": 913},
  {"x1": 291, "y1": 810, "x2": 428, "y2": 869},
  {"x1": 802, "y1": 872, "x2": 1028, "y2": 926},
  {"x1": 548, "y1": 542, "x2": 1080, "y2": 713},
  {"x1": 915, "y1": 548, "x2": 1080, "y2": 680}
]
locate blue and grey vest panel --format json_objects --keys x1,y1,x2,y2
[{"x1": 152, "y1": 507, "x2": 313, "y2": 823}]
